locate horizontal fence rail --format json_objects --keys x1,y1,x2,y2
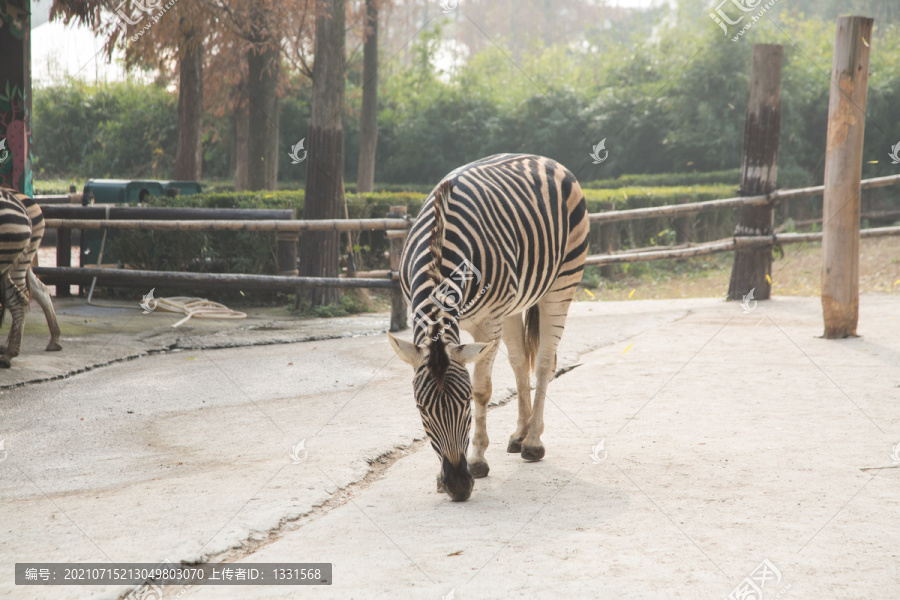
[
  {"x1": 44, "y1": 217, "x2": 411, "y2": 232},
  {"x1": 584, "y1": 225, "x2": 900, "y2": 266},
  {"x1": 42, "y1": 205, "x2": 296, "y2": 221},
  {"x1": 587, "y1": 173, "x2": 900, "y2": 224},
  {"x1": 33, "y1": 193, "x2": 83, "y2": 205},
  {"x1": 33, "y1": 267, "x2": 398, "y2": 291}
]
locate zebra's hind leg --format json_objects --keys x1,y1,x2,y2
[
  {"x1": 521, "y1": 294, "x2": 576, "y2": 462},
  {"x1": 502, "y1": 313, "x2": 533, "y2": 454},
  {"x1": 466, "y1": 320, "x2": 501, "y2": 479},
  {"x1": 27, "y1": 268, "x2": 62, "y2": 351},
  {"x1": 0, "y1": 274, "x2": 29, "y2": 368}
]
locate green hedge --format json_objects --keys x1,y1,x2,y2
[{"x1": 581, "y1": 166, "x2": 814, "y2": 190}]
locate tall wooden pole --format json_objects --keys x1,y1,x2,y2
[
  {"x1": 0, "y1": 0, "x2": 32, "y2": 195},
  {"x1": 821, "y1": 16, "x2": 873, "y2": 338},
  {"x1": 387, "y1": 206, "x2": 408, "y2": 332},
  {"x1": 728, "y1": 44, "x2": 782, "y2": 301}
]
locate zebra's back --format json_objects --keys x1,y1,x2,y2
[{"x1": 401, "y1": 154, "x2": 589, "y2": 333}]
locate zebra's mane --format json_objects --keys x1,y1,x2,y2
[{"x1": 425, "y1": 180, "x2": 453, "y2": 383}]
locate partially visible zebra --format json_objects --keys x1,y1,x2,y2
[
  {"x1": 0, "y1": 187, "x2": 62, "y2": 368},
  {"x1": 388, "y1": 154, "x2": 589, "y2": 501}
]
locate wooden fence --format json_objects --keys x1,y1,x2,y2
[{"x1": 36, "y1": 168, "x2": 899, "y2": 332}]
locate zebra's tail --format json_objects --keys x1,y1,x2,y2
[{"x1": 524, "y1": 305, "x2": 540, "y2": 373}]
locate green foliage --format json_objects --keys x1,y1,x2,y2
[
  {"x1": 30, "y1": 12, "x2": 900, "y2": 201},
  {"x1": 580, "y1": 266, "x2": 601, "y2": 288},
  {"x1": 33, "y1": 82, "x2": 177, "y2": 179},
  {"x1": 583, "y1": 166, "x2": 813, "y2": 190},
  {"x1": 583, "y1": 184, "x2": 735, "y2": 209}
]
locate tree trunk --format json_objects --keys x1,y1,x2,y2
[
  {"x1": 727, "y1": 44, "x2": 782, "y2": 301},
  {"x1": 247, "y1": 34, "x2": 279, "y2": 191},
  {"x1": 356, "y1": 0, "x2": 378, "y2": 194},
  {"x1": 234, "y1": 96, "x2": 250, "y2": 191},
  {"x1": 174, "y1": 30, "x2": 203, "y2": 181},
  {"x1": 298, "y1": 0, "x2": 346, "y2": 309}
]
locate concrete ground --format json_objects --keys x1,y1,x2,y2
[{"x1": 1, "y1": 294, "x2": 898, "y2": 599}]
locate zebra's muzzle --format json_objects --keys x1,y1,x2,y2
[{"x1": 440, "y1": 455, "x2": 474, "y2": 502}]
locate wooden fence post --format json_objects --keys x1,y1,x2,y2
[
  {"x1": 56, "y1": 228, "x2": 72, "y2": 297},
  {"x1": 277, "y1": 232, "x2": 299, "y2": 275},
  {"x1": 598, "y1": 201, "x2": 618, "y2": 279},
  {"x1": 728, "y1": 43, "x2": 783, "y2": 301},
  {"x1": 674, "y1": 197, "x2": 693, "y2": 245},
  {"x1": 822, "y1": 16, "x2": 873, "y2": 338},
  {"x1": 278, "y1": 207, "x2": 299, "y2": 276},
  {"x1": 386, "y1": 205, "x2": 408, "y2": 332}
]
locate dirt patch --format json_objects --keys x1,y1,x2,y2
[{"x1": 581, "y1": 235, "x2": 900, "y2": 301}]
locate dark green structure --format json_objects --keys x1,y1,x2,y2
[{"x1": 80, "y1": 179, "x2": 203, "y2": 266}]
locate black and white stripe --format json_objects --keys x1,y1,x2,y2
[
  {"x1": 0, "y1": 187, "x2": 62, "y2": 368},
  {"x1": 389, "y1": 154, "x2": 589, "y2": 501}
]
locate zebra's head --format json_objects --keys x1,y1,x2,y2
[{"x1": 388, "y1": 333, "x2": 495, "y2": 501}]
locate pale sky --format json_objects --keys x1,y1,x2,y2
[
  {"x1": 31, "y1": 0, "x2": 130, "y2": 87},
  {"x1": 29, "y1": 0, "x2": 670, "y2": 87}
]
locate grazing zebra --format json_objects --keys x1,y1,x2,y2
[
  {"x1": 388, "y1": 154, "x2": 589, "y2": 501},
  {"x1": 0, "y1": 187, "x2": 62, "y2": 368}
]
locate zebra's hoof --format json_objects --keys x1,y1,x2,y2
[
  {"x1": 521, "y1": 444, "x2": 545, "y2": 462},
  {"x1": 507, "y1": 438, "x2": 523, "y2": 453},
  {"x1": 46, "y1": 343, "x2": 62, "y2": 352},
  {"x1": 0, "y1": 358, "x2": 10, "y2": 369},
  {"x1": 469, "y1": 460, "x2": 489, "y2": 479},
  {"x1": 436, "y1": 473, "x2": 446, "y2": 493}
]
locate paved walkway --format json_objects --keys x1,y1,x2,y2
[{"x1": 1, "y1": 295, "x2": 898, "y2": 599}]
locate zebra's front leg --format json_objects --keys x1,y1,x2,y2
[{"x1": 467, "y1": 322, "x2": 500, "y2": 479}]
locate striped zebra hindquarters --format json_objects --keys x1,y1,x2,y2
[{"x1": 0, "y1": 187, "x2": 62, "y2": 368}]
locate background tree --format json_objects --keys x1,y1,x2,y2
[
  {"x1": 174, "y1": 19, "x2": 203, "y2": 180},
  {"x1": 356, "y1": 0, "x2": 379, "y2": 194},
  {"x1": 298, "y1": 0, "x2": 346, "y2": 309}
]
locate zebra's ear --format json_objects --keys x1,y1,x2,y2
[
  {"x1": 388, "y1": 333, "x2": 423, "y2": 367},
  {"x1": 447, "y1": 340, "x2": 497, "y2": 365}
]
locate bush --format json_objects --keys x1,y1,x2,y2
[
  {"x1": 582, "y1": 166, "x2": 814, "y2": 190},
  {"x1": 33, "y1": 82, "x2": 177, "y2": 179}
]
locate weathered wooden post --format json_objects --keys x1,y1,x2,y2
[
  {"x1": 277, "y1": 208, "x2": 299, "y2": 275},
  {"x1": 54, "y1": 185, "x2": 76, "y2": 297},
  {"x1": 0, "y1": 0, "x2": 32, "y2": 195},
  {"x1": 821, "y1": 16, "x2": 872, "y2": 338},
  {"x1": 56, "y1": 230, "x2": 72, "y2": 297},
  {"x1": 728, "y1": 43, "x2": 783, "y2": 301},
  {"x1": 598, "y1": 201, "x2": 618, "y2": 279},
  {"x1": 277, "y1": 232, "x2": 299, "y2": 275},
  {"x1": 674, "y1": 197, "x2": 693, "y2": 245},
  {"x1": 386, "y1": 205, "x2": 408, "y2": 332}
]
